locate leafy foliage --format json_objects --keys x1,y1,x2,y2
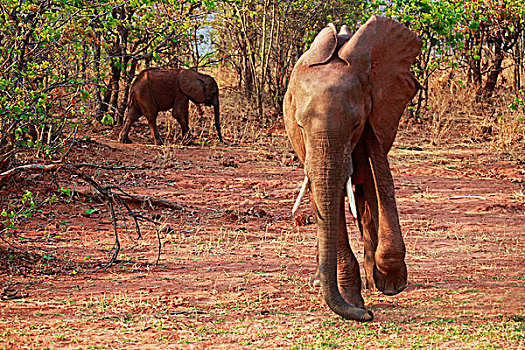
[
  {"x1": 0, "y1": 0, "x2": 215, "y2": 170},
  {"x1": 0, "y1": 0, "x2": 522, "y2": 168},
  {"x1": 365, "y1": 0, "x2": 524, "y2": 122}
]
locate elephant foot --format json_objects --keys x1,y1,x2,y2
[
  {"x1": 373, "y1": 261, "x2": 407, "y2": 296},
  {"x1": 311, "y1": 272, "x2": 365, "y2": 309},
  {"x1": 336, "y1": 306, "x2": 373, "y2": 322},
  {"x1": 309, "y1": 269, "x2": 321, "y2": 287},
  {"x1": 119, "y1": 136, "x2": 132, "y2": 144},
  {"x1": 154, "y1": 138, "x2": 164, "y2": 146},
  {"x1": 364, "y1": 275, "x2": 376, "y2": 291}
]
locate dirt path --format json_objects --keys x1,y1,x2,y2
[{"x1": 1, "y1": 128, "x2": 524, "y2": 349}]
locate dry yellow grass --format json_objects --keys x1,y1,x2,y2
[{"x1": 175, "y1": 64, "x2": 524, "y2": 162}]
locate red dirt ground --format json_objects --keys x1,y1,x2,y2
[{"x1": 0, "y1": 121, "x2": 524, "y2": 349}]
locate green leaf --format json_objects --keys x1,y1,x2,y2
[
  {"x1": 469, "y1": 21, "x2": 480, "y2": 30},
  {"x1": 101, "y1": 114, "x2": 114, "y2": 126}
]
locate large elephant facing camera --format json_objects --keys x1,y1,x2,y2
[
  {"x1": 119, "y1": 68, "x2": 223, "y2": 145},
  {"x1": 283, "y1": 16, "x2": 422, "y2": 321}
]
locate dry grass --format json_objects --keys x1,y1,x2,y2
[
  {"x1": 512, "y1": 190, "x2": 525, "y2": 205},
  {"x1": 2, "y1": 103, "x2": 524, "y2": 349},
  {"x1": 189, "y1": 66, "x2": 525, "y2": 164},
  {"x1": 426, "y1": 72, "x2": 465, "y2": 145},
  {"x1": 487, "y1": 91, "x2": 525, "y2": 155},
  {"x1": 179, "y1": 67, "x2": 285, "y2": 149},
  {"x1": 423, "y1": 69, "x2": 524, "y2": 161}
]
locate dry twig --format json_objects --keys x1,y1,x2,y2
[{"x1": 0, "y1": 161, "x2": 183, "y2": 271}]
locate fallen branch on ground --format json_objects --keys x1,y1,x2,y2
[
  {"x1": 0, "y1": 161, "x2": 182, "y2": 271},
  {"x1": 106, "y1": 186, "x2": 184, "y2": 210},
  {"x1": 0, "y1": 162, "x2": 135, "y2": 182},
  {"x1": 56, "y1": 187, "x2": 184, "y2": 211}
]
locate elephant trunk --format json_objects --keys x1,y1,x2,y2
[
  {"x1": 307, "y1": 138, "x2": 372, "y2": 321},
  {"x1": 212, "y1": 100, "x2": 223, "y2": 142}
]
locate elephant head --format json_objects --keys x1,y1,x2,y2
[
  {"x1": 283, "y1": 15, "x2": 421, "y2": 321},
  {"x1": 179, "y1": 70, "x2": 223, "y2": 142}
]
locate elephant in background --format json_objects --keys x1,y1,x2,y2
[
  {"x1": 119, "y1": 68, "x2": 223, "y2": 145},
  {"x1": 283, "y1": 15, "x2": 422, "y2": 321}
]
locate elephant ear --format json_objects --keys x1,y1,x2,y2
[
  {"x1": 339, "y1": 15, "x2": 422, "y2": 152},
  {"x1": 302, "y1": 23, "x2": 338, "y2": 67},
  {"x1": 179, "y1": 69, "x2": 206, "y2": 103}
]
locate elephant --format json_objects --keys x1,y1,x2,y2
[
  {"x1": 283, "y1": 15, "x2": 422, "y2": 321},
  {"x1": 118, "y1": 68, "x2": 223, "y2": 145}
]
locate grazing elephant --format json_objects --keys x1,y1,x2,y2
[
  {"x1": 283, "y1": 15, "x2": 422, "y2": 321},
  {"x1": 119, "y1": 68, "x2": 223, "y2": 145}
]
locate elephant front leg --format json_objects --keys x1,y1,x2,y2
[
  {"x1": 353, "y1": 132, "x2": 406, "y2": 295},
  {"x1": 355, "y1": 184, "x2": 378, "y2": 291},
  {"x1": 365, "y1": 130, "x2": 407, "y2": 296},
  {"x1": 172, "y1": 98, "x2": 190, "y2": 143},
  {"x1": 369, "y1": 159, "x2": 407, "y2": 296}
]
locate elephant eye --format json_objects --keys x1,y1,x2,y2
[{"x1": 352, "y1": 122, "x2": 361, "y2": 131}]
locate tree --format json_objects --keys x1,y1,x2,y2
[
  {"x1": 467, "y1": 0, "x2": 524, "y2": 98},
  {"x1": 214, "y1": 0, "x2": 365, "y2": 119},
  {"x1": 0, "y1": 0, "x2": 217, "y2": 171},
  {"x1": 0, "y1": 0, "x2": 87, "y2": 168},
  {"x1": 86, "y1": 0, "x2": 215, "y2": 125},
  {"x1": 369, "y1": 0, "x2": 525, "y2": 112}
]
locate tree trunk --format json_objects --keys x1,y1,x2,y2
[
  {"x1": 108, "y1": 58, "x2": 121, "y2": 121},
  {"x1": 118, "y1": 58, "x2": 137, "y2": 126},
  {"x1": 94, "y1": 30, "x2": 104, "y2": 121},
  {"x1": 467, "y1": 29, "x2": 483, "y2": 86},
  {"x1": 482, "y1": 40, "x2": 504, "y2": 98}
]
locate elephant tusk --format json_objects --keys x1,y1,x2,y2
[
  {"x1": 292, "y1": 176, "x2": 309, "y2": 215},
  {"x1": 346, "y1": 177, "x2": 357, "y2": 219}
]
